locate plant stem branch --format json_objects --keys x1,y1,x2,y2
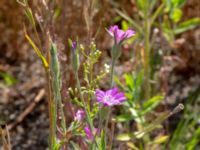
[{"x1": 75, "y1": 72, "x2": 99, "y2": 149}]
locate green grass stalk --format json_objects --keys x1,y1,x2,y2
[{"x1": 143, "y1": 1, "x2": 151, "y2": 147}]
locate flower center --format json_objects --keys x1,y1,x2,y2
[{"x1": 104, "y1": 95, "x2": 111, "y2": 101}]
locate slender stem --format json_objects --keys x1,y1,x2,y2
[
  {"x1": 91, "y1": 105, "x2": 103, "y2": 144},
  {"x1": 104, "y1": 58, "x2": 116, "y2": 149},
  {"x1": 55, "y1": 76, "x2": 67, "y2": 135},
  {"x1": 75, "y1": 72, "x2": 93, "y2": 128},
  {"x1": 110, "y1": 59, "x2": 115, "y2": 88},
  {"x1": 144, "y1": 1, "x2": 151, "y2": 101},
  {"x1": 143, "y1": 1, "x2": 151, "y2": 147},
  {"x1": 46, "y1": 46, "x2": 56, "y2": 149},
  {"x1": 108, "y1": 120, "x2": 115, "y2": 150},
  {"x1": 46, "y1": 69, "x2": 56, "y2": 149}
]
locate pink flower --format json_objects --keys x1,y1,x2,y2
[
  {"x1": 84, "y1": 126, "x2": 98, "y2": 140},
  {"x1": 108, "y1": 25, "x2": 135, "y2": 44},
  {"x1": 74, "y1": 110, "x2": 85, "y2": 122},
  {"x1": 95, "y1": 87, "x2": 126, "y2": 106}
]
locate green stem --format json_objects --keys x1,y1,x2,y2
[
  {"x1": 46, "y1": 68, "x2": 56, "y2": 149},
  {"x1": 143, "y1": 1, "x2": 151, "y2": 147},
  {"x1": 104, "y1": 58, "x2": 116, "y2": 149},
  {"x1": 144, "y1": 1, "x2": 151, "y2": 101},
  {"x1": 56, "y1": 81, "x2": 67, "y2": 134},
  {"x1": 110, "y1": 59, "x2": 115, "y2": 88},
  {"x1": 75, "y1": 72, "x2": 93, "y2": 128}
]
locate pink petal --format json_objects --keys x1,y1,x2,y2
[
  {"x1": 95, "y1": 89, "x2": 105, "y2": 99},
  {"x1": 125, "y1": 29, "x2": 135, "y2": 38},
  {"x1": 114, "y1": 92, "x2": 126, "y2": 100},
  {"x1": 108, "y1": 25, "x2": 119, "y2": 37},
  {"x1": 84, "y1": 126, "x2": 93, "y2": 140}
]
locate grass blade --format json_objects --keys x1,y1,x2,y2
[{"x1": 25, "y1": 32, "x2": 48, "y2": 69}]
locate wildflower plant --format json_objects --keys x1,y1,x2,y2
[
  {"x1": 19, "y1": 0, "x2": 187, "y2": 149},
  {"x1": 65, "y1": 26, "x2": 134, "y2": 149}
]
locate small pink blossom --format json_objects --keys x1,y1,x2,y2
[
  {"x1": 108, "y1": 25, "x2": 135, "y2": 44},
  {"x1": 84, "y1": 126, "x2": 98, "y2": 140},
  {"x1": 74, "y1": 110, "x2": 85, "y2": 122},
  {"x1": 95, "y1": 87, "x2": 126, "y2": 106}
]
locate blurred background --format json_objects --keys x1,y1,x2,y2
[{"x1": 0, "y1": 0, "x2": 200, "y2": 149}]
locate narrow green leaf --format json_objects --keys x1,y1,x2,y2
[
  {"x1": 25, "y1": 8, "x2": 36, "y2": 27},
  {"x1": 151, "y1": 3, "x2": 165, "y2": 25},
  {"x1": 142, "y1": 95, "x2": 164, "y2": 114},
  {"x1": 115, "y1": 9, "x2": 143, "y2": 34},
  {"x1": 135, "y1": 71, "x2": 144, "y2": 88},
  {"x1": 153, "y1": 135, "x2": 169, "y2": 144},
  {"x1": 116, "y1": 114, "x2": 133, "y2": 122},
  {"x1": 53, "y1": 140, "x2": 65, "y2": 150},
  {"x1": 172, "y1": 0, "x2": 186, "y2": 7},
  {"x1": 174, "y1": 18, "x2": 200, "y2": 34},
  {"x1": 124, "y1": 74, "x2": 134, "y2": 90},
  {"x1": 50, "y1": 43, "x2": 60, "y2": 79},
  {"x1": 186, "y1": 127, "x2": 200, "y2": 150},
  {"x1": 100, "y1": 130, "x2": 106, "y2": 150},
  {"x1": 114, "y1": 76, "x2": 126, "y2": 91},
  {"x1": 116, "y1": 133, "x2": 133, "y2": 141}
]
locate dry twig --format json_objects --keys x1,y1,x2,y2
[{"x1": 7, "y1": 89, "x2": 45, "y2": 130}]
